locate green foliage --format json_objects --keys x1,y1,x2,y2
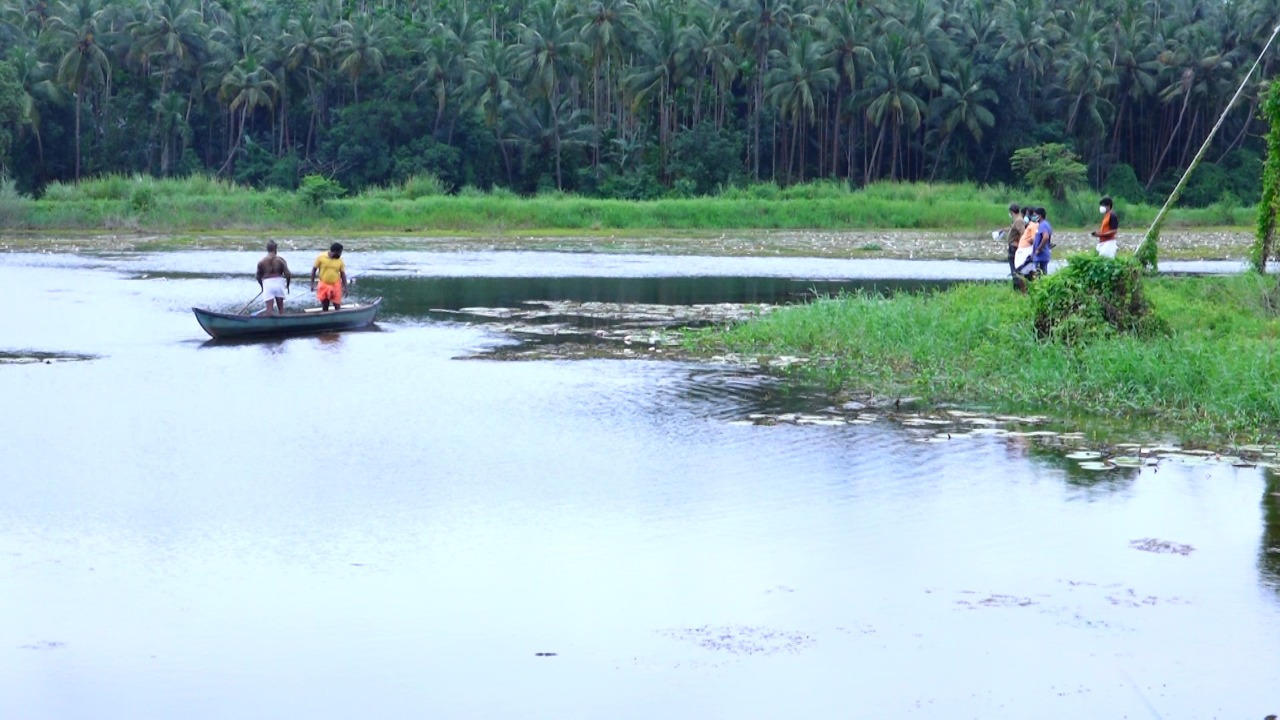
[
  {"x1": 0, "y1": 61, "x2": 22, "y2": 173},
  {"x1": 1030, "y1": 253, "x2": 1167, "y2": 344},
  {"x1": 1103, "y1": 164, "x2": 1145, "y2": 205},
  {"x1": 670, "y1": 121, "x2": 746, "y2": 196},
  {"x1": 129, "y1": 184, "x2": 155, "y2": 214},
  {"x1": 1010, "y1": 144, "x2": 1087, "y2": 201},
  {"x1": 1253, "y1": 81, "x2": 1280, "y2": 273},
  {"x1": 7, "y1": 179, "x2": 1254, "y2": 232},
  {"x1": 1180, "y1": 163, "x2": 1230, "y2": 207},
  {"x1": 692, "y1": 275, "x2": 1280, "y2": 439},
  {"x1": 0, "y1": 174, "x2": 31, "y2": 228},
  {"x1": 1135, "y1": 228, "x2": 1159, "y2": 273},
  {"x1": 1221, "y1": 149, "x2": 1263, "y2": 204},
  {"x1": 359, "y1": 173, "x2": 449, "y2": 200},
  {"x1": 299, "y1": 175, "x2": 345, "y2": 206}
]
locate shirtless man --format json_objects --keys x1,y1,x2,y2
[{"x1": 255, "y1": 241, "x2": 292, "y2": 316}]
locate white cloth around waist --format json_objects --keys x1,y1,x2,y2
[
  {"x1": 1096, "y1": 239, "x2": 1117, "y2": 258},
  {"x1": 262, "y1": 276, "x2": 288, "y2": 299},
  {"x1": 1013, "y1": 246, "x2": 1035, "y2": 274}
]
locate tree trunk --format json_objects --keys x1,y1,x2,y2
[
  {"x1": 1146, "y1": 84, "x2": 1193, "y2": 190},
  {"x1": 74, "y1": 87, "x2": 83, "y2": 182}
]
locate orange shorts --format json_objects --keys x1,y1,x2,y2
[{"x1": 316, "y1": 281, "x2": 343, "y2": 304}]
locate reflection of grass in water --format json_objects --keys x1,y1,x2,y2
[
  {"x1": 1262, "y1": 471, "x2": 1280, "y2": 593},
  {"x1": 688, "y1": 274, "x2": 1280, "y2": 442}
]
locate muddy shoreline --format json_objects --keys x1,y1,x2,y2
[{"x1": 0, "y1": 228, "x2": 1257, "y2": 260}]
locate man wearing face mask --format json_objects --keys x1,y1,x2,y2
[{"x1": 1091, "y1": 196, "x2": 1119, "y2": 258}]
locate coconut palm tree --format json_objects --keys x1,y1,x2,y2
[
  {"x1": 928, "y1": 60, "x2": 995, "y2": 181},
  {"x1": 513, "y1": 0, "x2": 585, "y2": 189},
  {"x1": 332, "y1": 12, "x2": 387, "y2": 103},
  {"x1": 127, "y1": 0, "x2": 208, "y2": 173},
  {"x1": 464, "y1": 36, "x2": 520, "y2": 182},
  {"x1": 7, "y1": 45, "x2": 62, "y2": 167},
  {"x1": 281, "y1": 13, "x2": 333, "y2": 158},
  {"x1": 818, "y1": 0, "x2": 875, "y2": 178},
  {"x1": 765, "y1": 31, "x2": 834, "y2": 182},
  {"x1": 865, "y1": 33, "x2": 927, "y2": 181},
  {"x1": 735, "y1": 0, "x2": 807, "y2": 180},
  {"x1": 579, "y1": 0, "x2": 638, "y2": 147},
  {"x1": 47, "y1": 0, "x2": 110, "y2": 181},
  {"x1": 218, "y1": 55, "x2": 277, "y2": 174}
]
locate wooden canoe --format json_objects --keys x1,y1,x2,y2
[{"x1": 193, "y1": 297, "x2": 382, "y2": 339}]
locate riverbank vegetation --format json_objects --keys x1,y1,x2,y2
[
  {"x1": 688, "y1": 264, "x2": 1280, "y2": 440},
  {"x1": 0, "y1": 175, "x2": 1253, "y2": 233},
  {"x1": 0, "y1": 0, "x2": 1271, "y2": 210}
]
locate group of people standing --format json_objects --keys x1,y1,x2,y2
[
  {"x1": 1001, "y1": 196, "x2": 1119, "y2": 291},
  {"x1": 1004, "y1": 203, "x2": 1053, "y2": 289},
  {"x1": 253, "y1": 241, "x2": 349, "y2": 315}
]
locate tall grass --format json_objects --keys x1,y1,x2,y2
[
  {"x1": 5, "y1": 175, "x2": 1253, "y2": 233},
  {"x1": 688, "y1": 274, "x2": 1280, "y2": 440}
]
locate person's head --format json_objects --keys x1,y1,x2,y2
[
  {"x1": 329, "y1": 242, "x2": 343, "y2": 258},
  {"x1": 1100, "y1": 197, "x2": 1113, "y2": 214},
  {"x1": 266, "y1": 240, "x2": 277, "y2": 254},
  {"x1": 1008, "y1": 202, "x2": 1020, "y2": 217},
  {"x1": 1029, "y1": 207, "x2": 1042, "y2": 222},
  {"x1": 1036, "y1": 207, "x2": 1047, "y2": 220}
]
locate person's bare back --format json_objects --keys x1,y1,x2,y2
[{"x1": 257, "y1": 254, "x2": 290, "y2": 280}]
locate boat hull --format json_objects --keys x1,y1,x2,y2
[{"x1": 193, "y1": 298, "x2": 382, "y2": 339}]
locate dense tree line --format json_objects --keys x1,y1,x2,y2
[{"x1": 0, "y1": 0, "x2": 1274, "y2": 202}]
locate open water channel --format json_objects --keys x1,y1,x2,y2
[{"x1": 1, "y1": 249, "x2": 1277, "y2": 719}]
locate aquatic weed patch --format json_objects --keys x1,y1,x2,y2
[
  {"x1": 688, "y1": 275, "x2": 1280, "y2": 441},
  {"x1": 0, "y1": 351, "x2": 98, "y2": 364}
]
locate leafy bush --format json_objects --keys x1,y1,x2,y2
[
  {"x1": 130, "y1": 184, "x2": 155, "y2": 214},
  {"x1": 1222, "y1": 149, "x2": 1263, "y2": 205},
  {"x1": 1180, "y1": 163, "x2": 1230, "y2": 207},
  {"x1": 298, "y1": 175, "x2": 345, "y2": 206},
  {"x1": 1102, "y1": 163, "x2": 1145, "y2": 204},
  {"x1": 1030, "y1": 253, "x2": 1168, "y2": 344},
  {"x1": 1010, "y1": 143, "x2": 1086, "y2": 201},
  {"x1": 0, "y1": 175, "x2": 31, "y2": 228},
  {"x1": 670, "y1": 121, "x2": 746, "y2": 195}
]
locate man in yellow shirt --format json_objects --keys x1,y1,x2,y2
[{"x1": 310, "y1": 242, "x2": 347, "y2": 311}]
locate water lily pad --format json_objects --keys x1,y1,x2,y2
[
  {"x1": 1076, "y1": 461, "x2": 1114, "y2": 471},
  {"x1": 1111, "y1": 456, "x2": 1143, "y2": 467},
  {"x1": 1065, "y1": 451, "x2": 1103, "y2": 460}
]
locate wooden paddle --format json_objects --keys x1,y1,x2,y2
[{"x1": 238, "y1": 290, "x2": 263, "y2": 315}]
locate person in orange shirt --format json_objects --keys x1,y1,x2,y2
[
  {"x1": 1013, "y1": 207, "x2": 1039, "y2": 281},
  {"x1": 1091, "y1": 196, "x2": 1119, "y2": 258},
  {"x1": 310, "y1": 242, "x2": 347, "y2": 311}
]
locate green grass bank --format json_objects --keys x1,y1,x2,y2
[
  {"x1": 0, "y1": 175, "x2": 1254, "y2": 234},
  {"x1": 687, "y1": 273, "x2": 1280, "y2": 441}
]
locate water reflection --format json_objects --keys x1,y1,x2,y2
[
  {"x1": 3, "y1": 250, "x2": 1280, "y2": 719},
  {"x1": 1025, "y1": 442, "x2": 1142, "y2": 489},
  {"x1": 1264, "y1": 470, "x2": 1280, "y2": 591},
  {"x1": 354, "y1": 275, "x2": 952, "y2": 317}
]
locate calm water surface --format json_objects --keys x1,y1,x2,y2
[{"x1": 1, "y1": 250, "x2": 1277, "y2": 719}]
